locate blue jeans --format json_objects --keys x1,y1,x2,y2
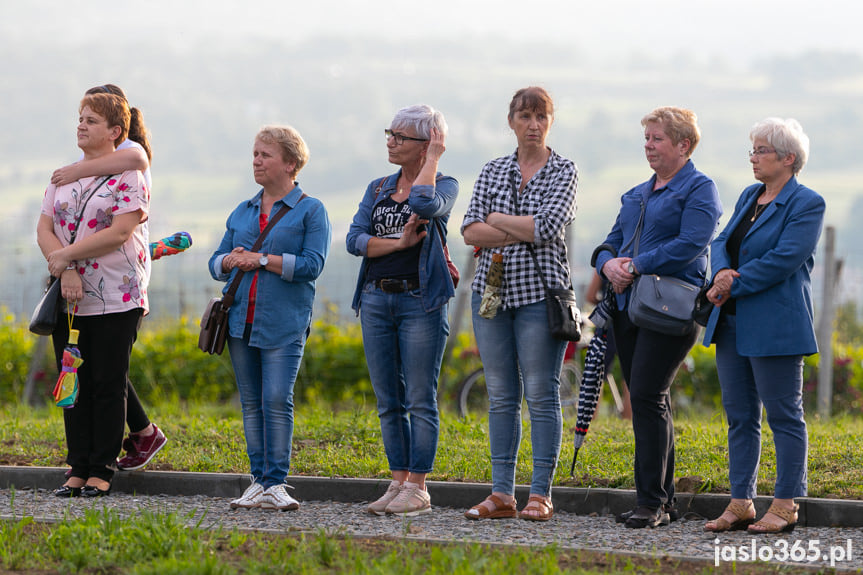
[
  {"x1": 471, "y1": 292, "x2": 566, "y2": 497},
  {"x1": 360, "y1": 283, "x2": 448, "y2": 474},
  {"x1": 227, "y1": 330, "x2": 306, "y2": 489},
  {"x1": 715, "y1": 315, "x2": 808, "y2": 499}
]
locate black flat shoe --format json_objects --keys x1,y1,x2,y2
[
  {"x1": 625, "y1": 506, "x2": 670, "y2": 529},
  {"x1": 53, "y1": 485, "x2": 83, "y2": 498},
  {"x1": 82, "y1": 484, "x2": 111, "y2": 498},
  {"x1": 616, "y1": 502, "x2": 679, "y2": 524}
]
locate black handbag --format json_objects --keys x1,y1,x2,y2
[
  {"x1": 624, "y1": 195, "x2": 703, "y2": 336},
  {"x1": 628, "y1": 274, "x2": 699, "y2": 336},
  {"x1": 199, "y1": 196, "x2": 305, "y2": 354},
  {"x1": 29, "y1": 176, "x2": 111, "y2": 336},
  {"x1": 29, "y1": 277, "x2": 62, "y2": 336}
]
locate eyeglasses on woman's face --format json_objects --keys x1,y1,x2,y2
[
  {"x1": 385, "y1": 129, "x2": 428, "y2": 146},
  {"x1": 748, "y1": 146, "x2": 777, "y2": 158}
]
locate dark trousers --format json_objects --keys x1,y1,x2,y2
[
  {"x1": 52, "y1": 309, "x2": 143, "y2": 482},
  {"x1": 613, "y1": 310, "x2": 699, "y2": 508},
  {"x1": 126, "y1": 381, "x2": 150, "y2": 432}
]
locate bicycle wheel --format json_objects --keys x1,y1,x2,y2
[
  {"x1": 456, "y1": 368, "x2": 488, "y2": 418},
  {"x1": 559, "y1": 361, "x2": 582, "y2": 416}
]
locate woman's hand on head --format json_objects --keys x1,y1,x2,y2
[
  {"x1": 51, "y1": 163, "x2": 82, "y2": 187},
  {"x1": 424, "y1": 128, "x2": 446, "y2": 162}
]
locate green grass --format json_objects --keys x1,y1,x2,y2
[
  {"x1": 0, "y1": 507, "x2": 798, "y2": 575},
  {"x1": 3, "y1": 401, "x2": 863, "y2": 499}
]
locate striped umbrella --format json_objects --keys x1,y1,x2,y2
[{"x1": 569, "y1": 286, "x2": 613, "y2": 476}]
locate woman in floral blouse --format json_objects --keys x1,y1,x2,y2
[{"x1": 37, "y1": 92, "x2": 150, "y2": 498}]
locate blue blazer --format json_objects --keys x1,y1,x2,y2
[{"x1": 702, "y1": 176, "x2": 825, "y2": 356}]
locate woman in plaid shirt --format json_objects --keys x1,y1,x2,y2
[{"x1": 461, "y1": 87, "x2": 577, "y2": 522}]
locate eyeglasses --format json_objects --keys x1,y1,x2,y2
[
  {"x1": 385, "y1": 129, "x2": 428, "y2": 145},
  {"x1": 749, "y1": 147, "x2": 777, "y2": 158}
]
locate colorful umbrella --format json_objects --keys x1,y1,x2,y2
[
  {"x1": 53, "y1": 306, "x2": 82, "y2": 408},
  {"x1": 568, "y1": 285, "x2": 614, "y2": 476},
  {"x1": 150, "y1": 231, "x2": 193, "y2": 261}
]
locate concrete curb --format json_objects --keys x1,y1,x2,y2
[{"x1": 2, "y1": 466, "x2": 861, "y2": 528}]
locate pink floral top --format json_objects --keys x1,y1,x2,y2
[{"x1": 41, "y1": 171, "x2": 150, "y2": 316}]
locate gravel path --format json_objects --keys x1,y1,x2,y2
[{"x1": 2, "y1": 488, "x2": 861, "y2": 571}]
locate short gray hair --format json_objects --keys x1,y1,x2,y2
[
  {"x1": 750, "y1": 117, "x2": 809, "y2": 175},
  {"x1": 390, "y1": 104, "x2": 448, "y2": 138}
]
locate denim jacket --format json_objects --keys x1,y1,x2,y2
[
  {"x1": 347, "y1": 171, "x2": 458, "y2": 313},
  {"x1": 208, "y1": 186, "x2": 331, "y2": 349}
]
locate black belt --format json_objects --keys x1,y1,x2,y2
[{"x1": 375, "y1": 278, "x2": 420, "y2": 293}]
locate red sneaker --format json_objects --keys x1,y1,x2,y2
[{"x1": 117, "y1": 424, "x2": 167, "y2": 471}]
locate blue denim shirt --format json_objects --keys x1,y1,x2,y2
[
  {"x1": 594, "y1": 161, "x2": 722, "y2": 306},
  {"x1": 347, "y1": 171, "x2": 458, "y2": 314},
  {"x1": 208, "y1": 186, "x2": 331, "y2": 349}
]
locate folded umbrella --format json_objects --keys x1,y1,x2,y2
[
  {"x1": 53, "y1": 318, "x2": 83, "y2": 409},
  {"x1": 569, "y1": 285, "x2": 614, "y2": 476},
  {"x1": 150, "y1": 231, "x2": 193, "y2": 261}
]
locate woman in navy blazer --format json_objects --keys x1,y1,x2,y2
[{"x1": 702, "y1": 118, "x2": 825, "y2": 534}]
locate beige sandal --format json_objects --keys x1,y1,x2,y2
[
  {"x1": 748, "y1": 502, "x2": 799, "y2": 534},
  {"x1": 464, "y1": 494, "x2": 517, "y2": 520},
  {"x1": 703, "y1": 500, "x2": 755, "y2": 532},
  {"x1": 518, "y1": 494, "x2": 554, "y2": 522}
]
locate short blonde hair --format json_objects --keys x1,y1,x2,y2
[
  {"x1": 641, "y1": 106, "x2": 701, "y2": 156},
  {"x1": 256, "y1": 125, "x2": 309, "y2": 179}
]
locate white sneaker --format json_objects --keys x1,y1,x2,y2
[
  {"x1": 384, "y1": 482, "x2": 431, "y2": 516},
  {"x1": 230, "y1": 481, "x2": 264, "y2": 509},
  {"x1": 367, "y1": 480, "x2": 402, "y2": 516},
  {"x1": 260, "y1": 484, "x2": 300, "y2": 511}
]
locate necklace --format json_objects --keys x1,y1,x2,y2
[{"x1": 750, "y1": 202, "x2": 768, "y2": 222}]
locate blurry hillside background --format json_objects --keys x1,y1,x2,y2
[{"x1": 3, "y1": 0, "x2": 863, "y2": 324}]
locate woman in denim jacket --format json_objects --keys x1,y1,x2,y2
[
  {"x1": 209, "y1": 126, "x2": 331, "y2": 511},
  {"x1": 347, "y1": 105, "x2": 458, "y2": 516}
]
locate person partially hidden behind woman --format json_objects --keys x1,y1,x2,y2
[
  {"x1": 38, "y1": 92, "x2": 151, "y2": 497},
  {"x1": 702, "y1": 118, "x2": 824, "y2": 534},
  {"x1": 51, "y1": 83, "x2": 166, "y2": 473},
  {"x1": 209, "y1": 125, "x2": 331, "y2": 511}
]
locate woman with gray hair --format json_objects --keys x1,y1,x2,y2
[
  {"x1": 702, "y1": 118, "x2": 824, "y2": 534},
  {"x1": 347, "y1": 105, "x2": 458, "y2": 516}
]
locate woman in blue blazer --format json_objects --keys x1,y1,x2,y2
[{"x1": 702, "y1": 118, "x2": 825, "y2": 534}]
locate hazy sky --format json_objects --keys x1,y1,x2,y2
[{"x1": 6, "y1": 0, "x2": 863, "y2": 62}]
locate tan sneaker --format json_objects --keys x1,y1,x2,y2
[
  {"x1": 367, "y1": 480, "x2": 402, "y2": 516},
  {"x1": 384, "y1": 482, "x2": 431, "y2": 516}
]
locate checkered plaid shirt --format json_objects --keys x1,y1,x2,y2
[{"x1": 462, "y1": 149, "x2": 577, "y2": 310}]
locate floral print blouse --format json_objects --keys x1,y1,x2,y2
[{"x1": 41, "y1": 171, "x2": 150, "y2": 316}]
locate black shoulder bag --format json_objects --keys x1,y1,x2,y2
[
  {"x1": 626, "y1": 195, "x2": 701, "y2": 336},
  {"x1": 511, "y1": 181, "x2": 581, "y2": 342}
]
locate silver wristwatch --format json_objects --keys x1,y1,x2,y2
[{"x1": 258, "y1": 253, "x2": 269, "y2": 268}]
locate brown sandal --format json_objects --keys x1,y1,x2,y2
[
  {"x1": 518, "y1": 494, "x2": 554, "y2": 522},
  {"x1": 748, "y1": 502, "x2": 799, "y2": 534},
  {"x1": 464, "y1": 494, "x2": 517, "y2": 520},
  {"x1": 703, "y1": 500, "x2": 755, "y2": 532}
]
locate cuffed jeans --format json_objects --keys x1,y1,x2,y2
[
  {"x1": 360, "y1": 283, "x2": 448, "y2": 474},
  {"x1": 471, "y1": 292, "x2": 566, "y2": 497},
  {"x1": 613, "y1": 309, "x2": 698, "y2": 508},
  {"x1": 715, "y1": 314, "x2": 808, "y2": 499},
  {"x1": 227, "y1": 330, "x2": 306, "y2": 489}
]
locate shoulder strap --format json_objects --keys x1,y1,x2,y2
[
  {"x1": 70, "y1": 175, "x2": 112, "y2": 244},
  {"x1": 222, "y1": 193, "x2": 307, "y2": 306}
]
